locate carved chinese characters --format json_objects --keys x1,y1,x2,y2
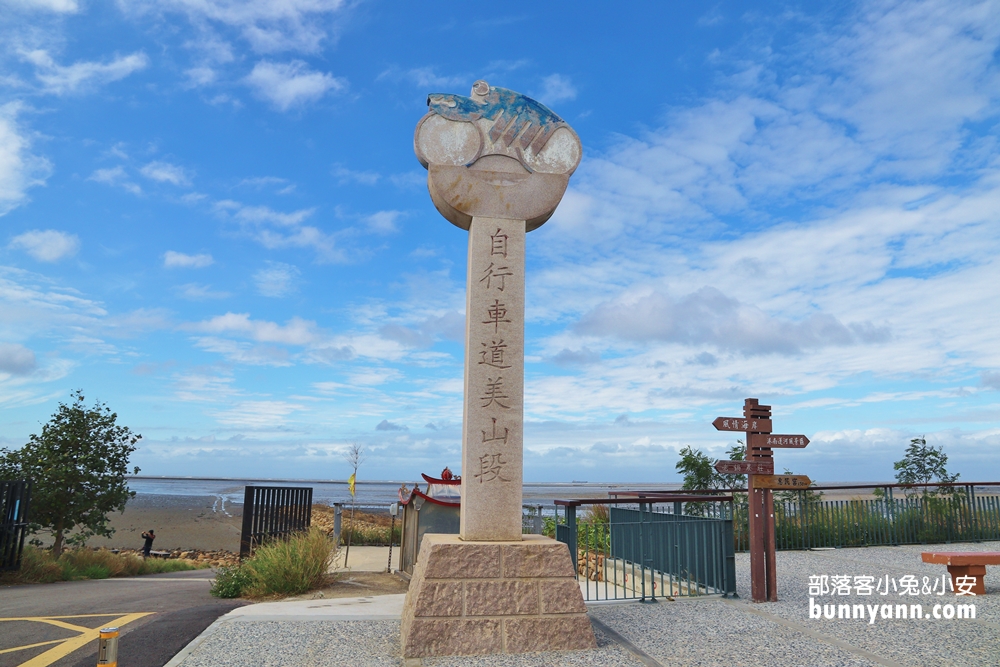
[{"x1": 460, "y1": 218, "x2": 525, "y2": 539}]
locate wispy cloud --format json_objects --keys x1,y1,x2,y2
[
  {"x1": 9, "y1": 229, "x2": 80, "y2": 262},
  {"x1": 144, "y1": 0, "x2": 349, "y2": 54},
  {"x1": 213, "y1": 199, "x2": 344, "y2": 262},
  {"x1": 245, "y1": 60, "x2": 346, "y2": 111},
  {"x1": 87, "y1": 166, "x2": 141, "y2": 194},
  {"x1": 535, "y1": 73, "x2": 577, "y2": 105},
  {"x1": 141, "y1": 161, "x2": 191, "y2": 186},
  {"x1": 163, "y1": 251, "x2": 213, "y2": 268},
  {"x1": 19, "y1": 49, "x2": 148, "y2": 94},
  {"x1": 253, "y1": 261, "x2": 300, "y2": 297},
  {"x1": 332, "y1": 163, "x2": 379, "y2": 186},
  {"x1": 0, "y1": 342, "x2": 36, "y2": 375},
  {"x1": 0, "y1": 103, "x2": 52, "y2": 216}
]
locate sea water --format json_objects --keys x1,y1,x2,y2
[{"x1": 127, "y1": 476, "x2": 681, "y2": 509}]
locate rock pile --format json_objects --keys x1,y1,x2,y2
[
  {"x1": 115, "y1": 547, "x2": 239, "y2": 568},
  {"x1": 578, "y1": 551, "x2": 605, "y2": 581}
]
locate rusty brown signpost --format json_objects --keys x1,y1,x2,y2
[{"x1": 713, "y1": 398, "x2": 810, "y2": 603}]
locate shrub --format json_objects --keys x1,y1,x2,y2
[
  {"x1": 0, "y1": 547, "x2": 201, "y2": 585},
  {"x1": 211, "y1": 565, "x2": 253, "y2": 598},
  {"x1": 243, "y1": 527, "x2": 333, "y2": 597}
]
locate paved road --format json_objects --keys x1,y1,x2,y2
[{"x1": 0, "y1": 570, "x2": 245, "y2": 667}]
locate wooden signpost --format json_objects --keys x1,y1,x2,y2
[
  {"x1": 713, "y1": 398, "x2": 810, "y2": 603},
  {"x1": 753, "y1": 474, "x2": 811, "y2": 489}
]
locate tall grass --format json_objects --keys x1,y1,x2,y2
[
  {"x1": 212, "y1": 527, "x2": 334, "y2": 598},
  {"x1": 0, "y1": 546, "x2": 205, "y2": 585}
]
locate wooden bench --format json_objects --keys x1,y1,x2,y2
[{"x1": 921, "y1": 551, "x2": 1000, "y2": 595}]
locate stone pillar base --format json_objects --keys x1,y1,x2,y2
[{"x1": 401, "y1": 534, "x2": 596, "y2": 658}]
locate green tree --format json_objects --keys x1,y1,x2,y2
[
  {"x1": 675, "y1": 446, "x2": 718, "y2": 490},
  {"x1": 0, "y1": 391, "x2": 140, "y2": 556},
  {"x1": 893, "y1": 437, "x2": 958, "y2": 497}
]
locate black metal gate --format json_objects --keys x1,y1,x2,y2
[
  {"x1": 239, "y1": 486, "x2": 313, "y2": 559},
  {"x1": 1, "y1": 480, "x2": 31, "y2": 572}
]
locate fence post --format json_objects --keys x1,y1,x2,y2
[
  {"x1": 333, "y1": 503, "x2": 342, "y2": 545},
  {"x1": 723, "y1": 501, "x2": 738, "y2": 598},
  {"x1": 534, "y1": 505, "x2": 543, "y2": 534},
  {"x1": 239, "y1": 486, "x2": 255, "y2": 560},
  {"x1": 564, "y1": 505, "x2": 578, "y2": 580}
]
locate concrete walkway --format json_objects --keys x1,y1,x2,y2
[{"x1": 165, "y1": 542, "x2": 1000, "y2": 667}]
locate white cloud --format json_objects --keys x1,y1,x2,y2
[
  {"x1": 5, "y1": 0, "x2": 79, "y2": 11},
  {"x1": 0, "y1": 103, "x2": 51, "y2": 216},
  {"x1": 176, "y1": 283, "x2": 230, "y2": 299},
  {"x1": 536, "y1": 73, "x2": 577, "y2": 105},
  {"x1": 20, "y1": 50, "x2": 149, "y2": 95},
  {"x1": 0, "y1": 342, "x2": 36, "y2": 375},
  {"x1": 87, "y1": 166, "x2": 142, "y2": 194},
  {"x1": 185, "y1": 66, "x2": 217, "y2": 86},
  {"x1": 163, "y1": 250, "x2": 213, "y2": 268},
  {"x1": 141, "y1": 161, "x2": 191, "y2": 185},
  {"x1": 365, "y1": 210, "x2": 403, "y2": 235},
  {"x1": 136, "y1": 0, "x2": 348, "y2": 54},
  {"x1": 332, "y1": 163, "x2": 379, "y2": 186},
  {"x1": 211, "y1": 400, "x2": 304, "y2": 429},
  {"x1": 213, "y1": 199, "x2": 344, "y2": 262},
  {"x1": 577, "y1": 286, "x2": 890, "y2": 356},
  {"x1": 253, "y1": 261, "x2": 300, "y2": 297},
  {"x1": 187, "y1": 312, "x2": 319, "y2": 345},
  {"x1": 9, "y1": 229, "x2": 80, "y2": 262},
  {"x1": 244, "y1": 60, "x2": 345, "y2": 111}
]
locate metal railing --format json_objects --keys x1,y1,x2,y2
[
  {"x1": 630, "y1": 483, "x2": 1000, "y2": 552},
  {"x1": 554, "y1": 496, "x2": 737, "y2": 602},
  {"x1": 239, "y1": 485, "x2": 313, "y2": 559}
]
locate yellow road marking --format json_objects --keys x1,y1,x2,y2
[
  {"x1": 0, "y1": 612, "x2": 153, "y2": 667},
  {"x1": 0, "y1": 640, "x2": 64, "y2": 656}
]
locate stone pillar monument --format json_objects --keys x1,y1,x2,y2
[{"x1": 401, "y1": 81, "x2": 595, "y2": 658}]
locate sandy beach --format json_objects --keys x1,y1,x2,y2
[{"x1": 82, "y1": 494, "x2": 246, "y2": 553}]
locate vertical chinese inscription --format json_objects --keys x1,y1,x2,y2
[{"x1": 461, "y1": 217, "x2": 525, "y2": 540}]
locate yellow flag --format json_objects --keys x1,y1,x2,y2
[{"x1": 347, "y1": 472, "x2": 356, "y2": 498}]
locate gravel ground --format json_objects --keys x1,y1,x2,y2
[{"x1": 173, "y1": 543, "x2": 1000, "y2": 666}]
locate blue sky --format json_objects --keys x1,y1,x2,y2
[{"x1": 2, "y1": 0, "x2": 999, "y2": 484}]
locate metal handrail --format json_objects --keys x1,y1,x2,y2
[{"x1": 555, "y1": 495, "x2": 734, "y2": 506}]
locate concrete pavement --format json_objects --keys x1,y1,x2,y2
[{"x1": 162, "y1": 542, "x2": 1000, "y2": 667}]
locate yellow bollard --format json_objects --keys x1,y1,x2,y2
[{"x1": 97, "y1": 627, "x2": 119, "y2": 666}]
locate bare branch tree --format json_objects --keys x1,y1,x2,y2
[{"x1": 343, "y1": 443, "x2": 366, "y2": 566}]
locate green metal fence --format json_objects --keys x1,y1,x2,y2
[
  {"x1": 732, "y1": 490, "x2": 1000, "y2": 552},
  {"x1": 554, "y1": 497, "x2": 737, "y2": 602}
]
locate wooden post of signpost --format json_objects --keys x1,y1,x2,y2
[{"x1": 713, "y1": 398, "x2": 811, "y2": 603}]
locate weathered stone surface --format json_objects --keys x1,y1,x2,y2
[
  {"x1": 502, "y1": 538, "x2": 576, "y2": 578},
  {"x1": 465, "y1": 581, "x2": 538, "y2": 616},
  {"x1": 504, "y1": 616, "x2": 598, "y2": 653},
  {"x1": 460, "y1": 216, "x2": 525, "y2": 541},
  {"x1": 415, "y1": 81, "x2": 582, "y2": 231},
  {"x1": 421, "y1": 539, "x2": 501, "y2": 579},
  {"x1": 412, "y1": 581, "x2": 464, "y2": 617},
  {"x1": 539, "y1": 579, "x2": 588, "y2": 614},
  {"x1": 404, "y1": 619, "x2": 502, "y2": 658}
]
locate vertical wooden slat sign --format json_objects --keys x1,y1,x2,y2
[{"x1": 713, "y1": 398, "x2": 811, "y2": 602}]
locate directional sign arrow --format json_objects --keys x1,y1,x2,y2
[
  {"x1": 713, "y1": 417, "x2": 772, "y2": 433},
  {"x1": 714, "y1": 459, "x2": 774, "y2": 475},
  {"x1": 753, "y1": 474, "x2": 812, "y2": 489},
  {"x1": 748, "y1": 433, "x2": 810, "y2": 449}
]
